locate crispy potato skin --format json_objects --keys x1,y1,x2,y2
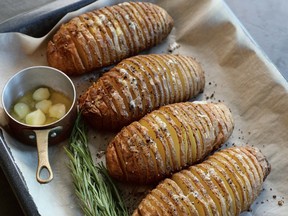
[
  {"x1": 79, "y1": 54, "x2": 205, "y2": 131},
  {"x1": 106, "y1": 101, "x2": 234, "y2": 184},
  {"x1": 132, "y1": 146, "x2": 271, "y2": 216},
  {"x1": 47, "y1": 2, "x2": 174, "y2": 75}
]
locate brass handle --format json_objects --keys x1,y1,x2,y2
[
  {"x1": 34, "y1": 129, "x2": 53, "y2": 184},
  {"x1": 0, "y1": 107, "x2": 8, "y2": 127}
]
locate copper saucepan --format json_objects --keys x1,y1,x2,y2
[{"x1": 1, "y1": 66, "x2": 77, "y2": 184}]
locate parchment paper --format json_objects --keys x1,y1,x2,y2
[{"x1": 1, "y1": 0, "x2": 288, "y2": 215}]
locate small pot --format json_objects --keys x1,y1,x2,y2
[{"x1": 1, "y1": 66, "x2": 77, "y2": 184}]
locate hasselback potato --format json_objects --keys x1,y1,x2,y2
[
  {"x1": 132, "y1": 146, "x2": 271, "y2": 216},
  {"x1": 106, "y1": 101, "x2": 234, "y2": 184},
  {"x1": 79, "y1": 54, "x2": 205, "y2": 130},
  {"x1": 47, "y1": 2, "x2": 174, "y2": 75}
]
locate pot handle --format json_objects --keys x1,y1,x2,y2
[
  {"x1": 34, "y1": 129, "x2": 53, "y2": 184},
  {"x1": 0, "y1": 107, "x2": 8, "y2": 128}
]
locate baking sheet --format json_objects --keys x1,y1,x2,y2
[
  {"x1": 0, "y1": 0, "x2": 96, "y2": 37},
  {"x1": 0, "y1": 0, "x2": 288, "y2": 215}
]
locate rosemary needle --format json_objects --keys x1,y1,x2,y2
[{"x1": 65, "y1": 113, "x2": 128, "y2": 216}]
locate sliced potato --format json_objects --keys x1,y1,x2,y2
[
  {"x1": 106, "y1": 101, "x2": 234, "y2": 184},
  {"x1": 133, "y1": 146, "x2": 271, "y2": 216},
  {"x1": 79, "y1": 54, "x2": 205, "y2": 131},
  {"x1": 47, "y1": 2, "x2": 174, "y2": 75}
]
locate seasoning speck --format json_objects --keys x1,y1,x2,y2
[
  {"x1": 278, "y1": 200, "x2": 284, "y2": 206},
  {"x1": 96, "y1": 151, "x2": 106, "y2": 158}
]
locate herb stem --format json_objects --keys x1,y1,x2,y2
[{"x1": 65, "y1": 113, "x2": 128, "y2": 216}]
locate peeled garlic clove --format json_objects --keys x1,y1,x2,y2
[
  {"x1": 35, "y1": 100, "x2": 52, "y2": 113},
  {"x1": 13, "y1": 102, "x2": 30, "y2": 119},
  {"x1": 25, "y1": 109, "x2": 46, "y2": 125},
  {"x1": 48, "y1": 103, "x2": 66, "y2": 119},
  {"x1": 32, "y1": 87, "x2": 50, "y2": 101}
]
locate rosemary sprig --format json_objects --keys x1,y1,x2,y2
[{"x1": 65, "y1": 113, "x2": 128, "y2": 216}]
